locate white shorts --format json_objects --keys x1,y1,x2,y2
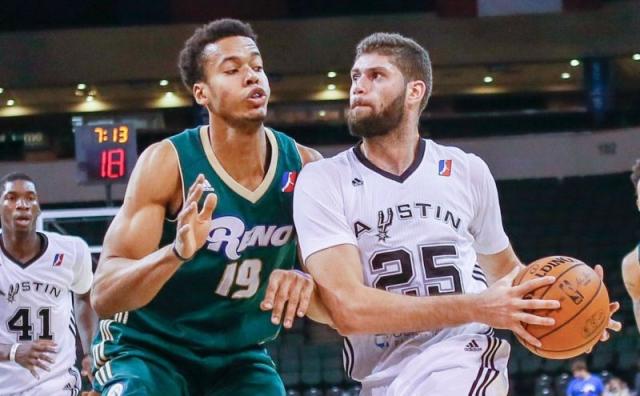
[
  {"x1": 360, "y1": 334, "x2": 510, "y2": 396},
  {"x1": 6, "y1": 367, "x2": 81, "y2": 396}
]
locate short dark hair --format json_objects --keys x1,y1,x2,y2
[
  {"x1": 1, "y1": 172, "x2": 34, "y2": 190},
  {"x1": 631, "y1": 159, "x2": 640, "y2": 189},
  {"x1": 178, "y1": 18, "x2": 258, "y2": 89},
  {"x1": 571, "y1": 359, "x2": 587, "y2": 372},
  {"x1": 355, "y1": 32, "x2": 433, "y2": 113}
]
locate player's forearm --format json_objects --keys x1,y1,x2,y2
[
  {"x1": 305, "y1": 288, "x2": 335, "y2": 327},
  {"x1": 321, "y1": 284, "x2": 476, "y2": 335},
  {"x1": 76, "y1": 293, "x2": 98, "y2": 353},
  {"x1": 91, "y1": 244, "x2": 183, "y2": 318}
]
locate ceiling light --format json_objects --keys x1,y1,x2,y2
[
  {"x1": 570, "y1": 59, "x2": 580, "y2": 67},
  {"x1": 327, "y1": 71, "x2": 337, "y2": 78},
  {"x1": 77, "y1": 83, "x2": 87, "y2": 90},
  {"x1": 561, "y1": 72, "x2": 571, "y2": 80},
  {"x1": 6, "y1": 99, "x2": 15, "y2": 106},
  {"x1": 160, "y1": 80, "x2": 169, "y2": 86},
  {"x1": 633, "y1": 53, "x2": 640, "y2": 61},
  {"x1": 165, "y1": 91, "x2": 174, "y2": 97},
  {"x1": 86, "y1": 95, "x2": 94, "y2": 102},
  {"x1": 327, "y1": 84, "x2": 336, "y2": 90},
  {"x1": 483, "y1": 76, "x2": 493, "y2": 84},
  {"x1": 318, "y1": 110, "x2": 326, "y2": 117},
  {"x1": 0, "y1": 88, "x2": 4, "y2": 94}
]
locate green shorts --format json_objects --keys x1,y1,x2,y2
[{"x1": 92, "y1": 341, "x2": 284, "y2": 396}]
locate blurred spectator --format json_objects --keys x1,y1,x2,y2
[
  {"x1": 566, "y1": 359, "x2": 604, "y2": 396},
  {"x1": 604, "y1": 377, "x2": 630, "y2": 396}
]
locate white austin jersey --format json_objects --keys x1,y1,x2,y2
[
  {"x1": 294, "y1": 139, "x2": 509, "y2": 385},
  {"x1": 0, "y1": 231, "x2": 92, "y2": 395}
]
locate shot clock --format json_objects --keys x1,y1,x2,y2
[{"x1": 74, "y1": 124, "x2": 137, "y2": 184}]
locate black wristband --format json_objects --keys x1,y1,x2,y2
[{"x1": 172, "y1": 244, "x2": 192, "y2": 262}]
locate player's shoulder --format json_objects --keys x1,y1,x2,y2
[
  {"x1": 427, "y1": 139, "x2": 489, "y2": 173},
  {"x1": 427, "y1": 139, "x2": 481, "y2": 162},
  {"x1": 300, "y1": 149, "x2": 351, "y2": 177},
  {"x1": 42, "y1": 231, "x2": 87, "y2": 248}
]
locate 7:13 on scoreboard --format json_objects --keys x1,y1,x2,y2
[{"x1": 74, "y1": 124, "x2": 138, "y2": 184}]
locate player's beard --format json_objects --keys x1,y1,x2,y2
[{"x1": 347, "y1": 89, "x2": 406, "y2": 138}]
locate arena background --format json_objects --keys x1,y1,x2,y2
[{"x1": 1, "y1": 1, "x2": 639, "y2": 395}]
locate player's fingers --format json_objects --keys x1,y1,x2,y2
[
  {"x1": 609, "y1": 301, "x2": 620, "y2": 315},
  {"x1": 177, "y1": 202, "x2": 196, "y2": 225},
  {"x1": 607, "y1": 318, "x2": 622, "y2": 332},
  {"x1": 199, "y1": 193, "x2": 217, "y2": 220},
  {"x1": 271, "y1": 275, "x2": 293, "y2": 325},
  {"x1": 261, "y1": 271, "x2": 282, "y2": 311},
  {"x1": 594, "y1": 264, "x2": 604, "y2": 280},
  {"x1": 38, "y1": 352, "x2": 55, "y2": 365},
  {"x1": 186, "y1": 174, "x2": 204, "y2": 197},
  {"x1": 283, "y1": 279, "x2": 304, "y2": 328},
  {"x1": 513, "y1": 312, "x2": 555, "y2": 327},
  {"x1": 513, "y1": 276, "x2": 555, "y2": 296},
  {"x1": 599, "y1": 330, "x2": 610, "y2": 342},
  {"x1": 513, "y1": 324, "x2": 542, "y2": 348},
  {"x1": 28, "y1": 366, "x2": 39, "y2": 379},
  {"x1": 296, "y1": 277, "x2": 314, "y2": 318},
  {"x1": 186, "y1": 183, "x2": 204, "y2": 207},
  {"x1": 34, "y1": 345, "x2": 58, "y2": 354},
  {"x1": 32, "y1": 359, "x2": 50, "y2": 372},
  {"x1": 515, "y1": 298, "x2": 560, "y2": 310}
]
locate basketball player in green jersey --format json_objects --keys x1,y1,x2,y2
[
  {"x1": 89, "y1": 19, "x2": 325, "y2": 396},
  {"x1": 622, "y1": 159, "x2": 640, "y2": 333}
]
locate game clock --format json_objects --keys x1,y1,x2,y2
[{"x1": 75, "y1": 124, "x2": 137, "y2": 184}]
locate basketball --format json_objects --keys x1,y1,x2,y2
[{"x1": 512, "y1": 256, "x2": 610, "y2": 359}]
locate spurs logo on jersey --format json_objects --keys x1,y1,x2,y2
[
  {"x1": 0, "y1": 231, "x2": 93, "y2": 395},
  {"x1": 294, "y1": 138, "x2": 510, "y2": 382},
  {"x1": 206, "y1": 216, "x2": 294, "y2": 260}
]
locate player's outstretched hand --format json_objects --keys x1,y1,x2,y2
[
  {"x1": 587, "y1": 264, "x2": 622, "y2": 350},
  {"x1": 477, "y1": 266, "x2": 560, "y2": 348},
  {"x1": 174, "y1": 174, "x2": 217, "y2": 261},
  {"x1": 14, "y1": 340, "x2": 57, "y2": 379},
  {"x1": 261, "y1": 270, "x2": 314, "y2": 329}
]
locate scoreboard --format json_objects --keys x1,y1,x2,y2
[{"x1": 74, "y1": 123, "x2": 137, "y2": 184}]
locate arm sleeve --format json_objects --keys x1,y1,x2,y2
[
  {"x1": 293, "y1": 162, "x2": 357, "y2": 264},
  {"x1": 71, "y1": 237, "x2": 93, "y2": 294},
  {"x1": 468, "y1": 155, "x2": 510, "y2": 255}
]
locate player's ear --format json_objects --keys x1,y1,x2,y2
[
  {"x1": 193, "y1": 82, "x2": 209, "y2": 106},
  {"x1": 406, "y1": 80, "x2": 426, "y2": 108}
]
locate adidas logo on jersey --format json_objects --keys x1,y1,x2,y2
[
  {"x1": 206, "y1": 216, "x2": 294, "y2": 260},
  {"x1": 202, "y1": 179, "x2": 215, "y2": 192},
  {"x1": 352, "y1": 178, "x2": 363, "y2": 186},
  {"x1": 464, "y1": 339, "x2": 482, "y2": 352}
]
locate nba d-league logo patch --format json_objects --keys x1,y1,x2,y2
[
  {"x1": 281, "y1": 171, "x2": 298, "y2": 192},
  {"x1": 106, "y1": 383, "x2": 124, "y2": 396},
  {"x1": 52, "y1": 253, "x2": 64, "y2": 267},
  {"x1": 438, "y1": 159, "x2": 452, "y2": 177}
]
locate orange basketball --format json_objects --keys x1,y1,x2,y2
[{"x1": 512, "y1": 256, "x2": 610, "y2": 359}]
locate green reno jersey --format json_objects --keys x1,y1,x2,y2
[{"x1": 92, "y1": 126, "x2": 302, "y2": 395}]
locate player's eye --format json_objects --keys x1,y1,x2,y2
[
  {"x1": 224, "y1": 69, "x2": 238, "y2": 75},
  {"x1": 252, "y1": 66, "x2": 263, "y2": 72}
]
